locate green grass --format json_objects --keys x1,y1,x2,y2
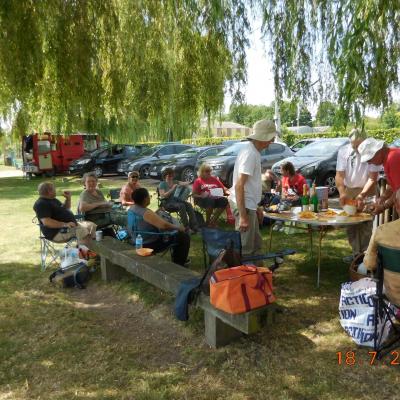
[{"x1": 0, "y1": 168, "x2": 399, "y2": 400}]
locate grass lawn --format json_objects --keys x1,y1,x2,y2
[{"x1": 0, "y1": 167, "x2": 398, "y2": 399}]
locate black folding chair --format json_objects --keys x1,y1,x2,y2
[
  {"x1": 373, "y1": 244, "x2": 400, "y2": 358},
  {"x1": 201, "y1": 227, "x2": 296, "y2": 270}
]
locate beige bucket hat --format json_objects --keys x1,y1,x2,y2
[
  {"x1": 358, "y1": 137, "x2": 385, "y2": 163},
  {"x1": 247, "y1": 119, "x2": 277, "y2": 142}
]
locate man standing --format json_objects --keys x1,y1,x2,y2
[
  {"x1": 34, "y1": 182, "x2": 96, "y2": 244},
  {"x1": 229, "y1": 119, "x2": 276, "y2": 258},
  {"x1": 358, "y1": 137, "x2": 400, "y2": 214},
  {"x1": 335, "y1": 129, "x2": 381, "y2": 261}
]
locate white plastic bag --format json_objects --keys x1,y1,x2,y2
[
  {"x1": 60, "y1": 247, "x2": 87, "y2": 270},
  {"x1": 339, "y1": 278, "x2": 391, "y2": 347}
]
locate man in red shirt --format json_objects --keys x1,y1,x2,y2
[{"x1": 358, "y1": 138, "x2": 400, "y2": 214}]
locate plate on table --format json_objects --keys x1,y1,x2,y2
[
  {"x1": 136, "y1": 248, "x2": 154, "y2": 256},
  {"x1": 298, "y1": 211, "x2": 318, "y2": 220}
]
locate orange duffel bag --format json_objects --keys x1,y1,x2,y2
[{"x1": 209, "y1": 265, "x2": 276, "y2": 314}]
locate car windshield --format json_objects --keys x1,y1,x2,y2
[
  {"x1": 175, "y1": 149, "x2": 199, "y2": 158},
  {"x1": 294, "y1": 139, "x2": 347, "y2": 157},
  {"x1": 218, "y1": 142, "x2": 246, "y2": 156},
  {"x1": 90, "y1": 146, "x2": 109, "y2": 157},
  {"x1": 139, "y1": 145, "x2": 162, "y2": 156}
]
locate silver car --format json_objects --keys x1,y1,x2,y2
[{"x1": 197, "y1": 141, "x2": 294, "y2": 187}]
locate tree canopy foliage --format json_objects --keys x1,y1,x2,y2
[
  {"x1": 259, "y1": 0, "x2": 400, "y2": 125},
  {"x1": 0, "y1": 0, "x2": 249, "y2": 141}
]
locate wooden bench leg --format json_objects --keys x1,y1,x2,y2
[
  {"x1": 204, "y1": 311, "x2": 243, "y2": 348},
  {"x1": 101, "y1": 257, "x2": 128, "y2": 282}
]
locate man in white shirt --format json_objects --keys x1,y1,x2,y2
[
  {"x1": 335, "y1": 128, "x2": 381, "y2": 261},
  {"x1": 229, "y1": 119, "x2": 276, "y2": 257}
]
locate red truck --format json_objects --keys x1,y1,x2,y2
[{"x1": 22, "y1": 132, "x2": 100, "y2": 177}]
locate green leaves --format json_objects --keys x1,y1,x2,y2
[
  {"x1": 259, "y1": 0, "x2": 400, "y2": 124},
  {"x1": 0, "y1": 0, "x2": 249, "y2": 140}
]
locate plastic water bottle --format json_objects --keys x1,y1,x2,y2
[{"x1": 135, "y1": 234, "x2": 143, "y2": 250}]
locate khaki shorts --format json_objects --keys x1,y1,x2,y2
[{"x1": 52, "y1": 221, "x2": 97, "y2": 243}]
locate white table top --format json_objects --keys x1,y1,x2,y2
[{"x1": 264, "y1": 208, "x2": 373, "y2": 227}]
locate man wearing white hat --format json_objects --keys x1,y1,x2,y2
[
  {"x1": 335, "y1": 128, "x2": 381, "y2": 261},
  {"x1": 229, "y1": 119, "x2": 276, "y2": 258},
  {"x1": 358, "y1": 137, "x2": 400, "y2": 214}
]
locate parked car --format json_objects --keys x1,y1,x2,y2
[
  {"x1": 68, "y1": 144, "x2": 148, "y2": 177},
  {"x1": 271, "y1": 137, "x2": 349, "y2": 196},
  {"x1": 119, "y1": 143, "x2": 193, "y2": 178},
  {"x1": 290, "y1": 138, "x2": 319, "y2": 152},
  {"x1": 198, "y1": 141, "x2": 294, "y2": 187},
  {"x1": 149, "y1": 145, "x2": 226, "y2": 182}
]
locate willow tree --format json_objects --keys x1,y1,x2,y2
[
  {"x1": 0, "y1": 0, "x2": 249, "y2": 141},
  {"x1": 259, "y1": 0, "x2": 400, "y2": 126}
]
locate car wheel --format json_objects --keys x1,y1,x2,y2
[
  {"x1": 181, "y1": 167, "x2": 195, "y2": 183},
  {"x1": 323, "y1": 173, "x2": 337, "y2": 196},
  {"x1": 140, "y1": 165, "x2": 150, "y2": 178},
  {"x1": 94, "y1": 166, "x2": 103, "y2": 178}
]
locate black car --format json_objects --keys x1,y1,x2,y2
[
  {"x1": 198, "y1": 141, "x2": 294, "y2": 187},
  {"x1": 119, "y1": 143, "x2": 193, "y2": 178},
  {"x1": 68, "y1": 144, "x2": 148, "y2": 177},
  {"x1": 290, "y1": 138, "x2": 320, "y2": 152},
  {"x1": 271, "y1": 137, "x2": 349, "y2": 195},
  {"x1": 149, "y1": 145, "x2": 225, "y2": 182}
]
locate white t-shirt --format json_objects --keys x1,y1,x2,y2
[
  {"x1": 336, "y1": 143, "x2": 382, "y2": 188},
  {"x1": 229, "y1": 141, "x2": 262, "y2": 210}
]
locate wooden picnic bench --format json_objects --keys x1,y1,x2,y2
[{"x1": 88, "y1": 237, "x2": 277, "y2": 348}]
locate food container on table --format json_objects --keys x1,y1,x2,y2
[{"x1": 343, "y1": 204, "x2": 357, "y2": 215}]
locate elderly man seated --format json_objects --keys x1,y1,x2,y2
[
  {"x1": 33, "y1": 182, "x2": 96, "y2": 245},
  {"x1": 364, "y1": 188, "x2": 400, "y2": 305}
]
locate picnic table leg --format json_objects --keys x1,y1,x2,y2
[
  {"x1": 316, "y1": 228, "x2": 327, "y2": 288},
  {"x1": 308, "y1": 224, "x2": 313, "y2": 259},
  {"x1": 268, "y1": 222, "x2": 274, "y2": 251},
  {"x1": 101, "y1": 256, "x2": 128, "y2": 281},
  {"x1": 204, "y1": 311, "x2": 242, "y2": 348}
]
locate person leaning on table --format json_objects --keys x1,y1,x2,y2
[
  {"x1": 33, "y1": 181, "x2": 96, "y2": 245},
  {"x1": 228, "y1": 119, "x2": 276, "y2": 258},
  {"x1": 363, "y1": 188, "x2": 400, "y2": 305},
  {"x1": 358, "y1": 137, "x2": 400, "y2": 215},
  {"x1": 335, "y1": 128, "x2": 381, "y2": 261}
]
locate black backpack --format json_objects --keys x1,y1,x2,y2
[{"x1": 49, "y1": 262, "x2": 91, "y2": 289}]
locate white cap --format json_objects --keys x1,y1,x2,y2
[{"x1": 358, "y1": 138, "x2": 385, "y2": 163}]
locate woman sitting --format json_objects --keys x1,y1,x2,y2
[
  {"x1": 280, "y1": 161, "x2": 307, "y2": 205},
  {"x1": 128, "y1": 188, "x2": 190, "y2": 266},
  {"x1": 119, "y1": 171, "x2": 141, "y2": 208},
  {"x1": 158, "y1": 168, "x2": 198, "y2": 233},
  {"x1": 192, "y1": 163, "x2": 229, "y2": 227},
  {"x1": 79, "y1": 172, "x2": 115, "y2": 236}
]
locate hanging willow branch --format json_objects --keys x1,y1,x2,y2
[
  {"x1": 0, "y1": 0, "x2": 250, "y2": 141},
  {"x1": 259, "y1": 0, "x2": 400, "y2": 124}
]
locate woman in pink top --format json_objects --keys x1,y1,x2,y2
[
  {"x1": 192, "y1": 163, "x2": 229, "y2": 226},
  {"x1": 119, "y1": 171, "x2": 141, "y2": 207}
]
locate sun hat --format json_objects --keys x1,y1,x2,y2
[
  {"x1": 348, "y1": 128, "x2": 367, "y2": 141},
  {"x1": 247, "y1": 119, "x2": 277, "y2": 142},
  {"x1": 358, "y1": 137, "x2": 385, "y2": 163}
]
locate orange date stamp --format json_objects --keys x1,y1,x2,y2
[{"x1": 337, "y1": 350, "x2": 400, "y2": 366}]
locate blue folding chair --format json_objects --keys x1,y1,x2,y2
[
  {"x1": 127, "y1": 209, "x2": 178, "y2": 256},
  {"x1": 201, "y1": 227, "x2": 296, "y2": 270}
]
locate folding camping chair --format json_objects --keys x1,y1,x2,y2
[
  {"x1": 201, "y1": 227, "x2": 296, "y2": 271},
  {"x1": 373, "y1": 244, "x2": 400, "y2": 358},
  {"x1": 33, "y1": 216, "x2": 78, "y2": 272}
]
